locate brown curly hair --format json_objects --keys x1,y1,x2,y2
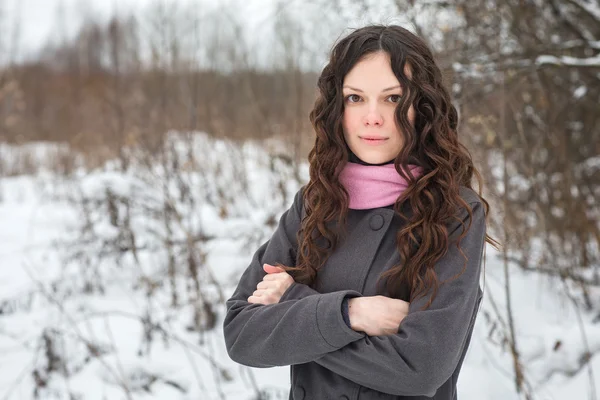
[{"x1": 279, "y1": 25, "x2": 499, "y2": 309}]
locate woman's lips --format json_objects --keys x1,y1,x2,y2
[{"x1": 359, "y1": 137, "x2": 388, "y2": 146}]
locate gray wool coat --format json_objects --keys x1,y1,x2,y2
[{"x1": 223, "y1": 185, "x2": 486, "y2": 400}]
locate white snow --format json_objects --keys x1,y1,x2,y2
[
  {"x1": 536, "y1": 54, "x2": 600, "y2": 68},
  {"x1": 574, "y1": 86, "x2": 588, "y2": 99}
]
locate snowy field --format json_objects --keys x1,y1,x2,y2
[{"x1": 0, "y1": 134, "x2": 598, "y2": 399}]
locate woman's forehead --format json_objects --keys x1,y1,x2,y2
[{"x1": 342, "y1": 53, "x2": 411, "y2": 90}]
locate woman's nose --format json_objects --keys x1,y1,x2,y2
[{"x1": 363, "y1": 105, "x2": 383, "y2": 126}]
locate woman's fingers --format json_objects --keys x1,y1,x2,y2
[
  {"x1": 263, "y1": 263, "x2": 286, "y2": 274},
  {"x1": 248, "y1": 290, "x2": 265, "y2": 303},
  {"x1": 248, "y1": 270, "x2": 295, "y2": 305},
  {"x1": 250, "y1": 288, "x2": 274, "y2": 299},
  {"x1": 257, "y1": 281, "x2": 268, "y2": 289},
  {"x1": 257, "y1": 281, "x2": 286, "y2": 292},
  {"x1": 262, "y1": 273, "x2": 281, "y2": 281},
  {"x1": 248, "y1": 292, "x2": 278, "y2": 305}
]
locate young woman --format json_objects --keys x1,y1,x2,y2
[{"x1": 223, "y1": 24, "x2": 498, "y2": 400}]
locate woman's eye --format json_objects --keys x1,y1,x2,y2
[
  {"x1": 388, "y1": 94, "x2": 402, "y2": 103},
  {"x1": 346, "y1": 94, "x2": 361, "y2": 103}
]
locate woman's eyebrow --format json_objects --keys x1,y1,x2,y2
[{"x1": 342, "y1": 85, "x2": 401, "y2": 92}]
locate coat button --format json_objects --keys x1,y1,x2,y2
[
  {"x1": 369, "y1": 214, "x2": 384, "y2": 230},
  {"x1": 295, "y1": 385, "x2": 305, "y2": 399}
]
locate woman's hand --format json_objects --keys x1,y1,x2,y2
[
  {"x1": 247, "y1": 264, "x2": 294, "y2": 305},
  {"x1": 347, "y1": 295, "x2": 409, "y2": 336}
]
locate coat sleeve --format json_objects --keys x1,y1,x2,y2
[
  {"x1": 311, "y1": 200, "x2": 487, "y2": 397},
  {"x1": 279, "y1": 280, "x2": 321, "y2": 301},
  {"x1": 223, "y1": 187, "x2": 366, "y2": 368}
]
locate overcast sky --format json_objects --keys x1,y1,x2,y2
[{"x1": 3, "y1": 0, "x2": 240, "y2": 58}]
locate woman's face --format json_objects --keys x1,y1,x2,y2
[{"x1": 342, "y1": 51, "x2": 414, "y2": 164}]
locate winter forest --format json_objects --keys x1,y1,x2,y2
[{"x1": 0, "y1": 0, "x2": 598, "y2": 399}]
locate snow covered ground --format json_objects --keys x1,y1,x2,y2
[{"x1": 0, "y1": 135, "x2": 598, "y2": 399}]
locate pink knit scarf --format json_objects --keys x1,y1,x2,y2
[{"x1": 339, "y1": 162, "x2": 424, "y2": 210}]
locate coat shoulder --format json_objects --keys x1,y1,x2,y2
[{"x1": 458, "y1": 186, "x2": 483, "y2": 207}]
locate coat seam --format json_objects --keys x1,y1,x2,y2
[{"x1": 315, "y1": 295, "x2": 339, "y2": 349}]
